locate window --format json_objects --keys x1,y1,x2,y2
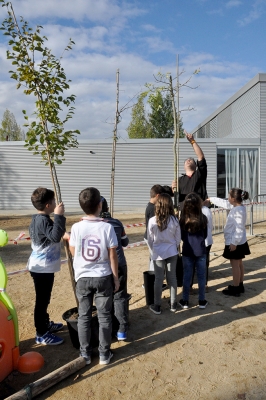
[{"x1": 217, "y1": 148, "x2": 258, "y2": 199}]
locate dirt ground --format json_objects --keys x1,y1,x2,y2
[{"x1": 1, "y1": 213, "x2": 266, "y2": 400}]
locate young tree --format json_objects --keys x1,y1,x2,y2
[
  {"x1": 148, "y1": 92, "x2": 184, "y2": 138},
  {"x1": 126, "y1": 95, "x2": 152, "y2": 138},
  {"x1": 1, "y1": 1, "x2": 80, "y2": 302},
  {"x1": 0, "y1": 109, "x2": 24, "y2": 140}
]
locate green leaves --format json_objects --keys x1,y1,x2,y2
[{"x1": 1, "y1": 0, "x2": 79, "y2": 165}]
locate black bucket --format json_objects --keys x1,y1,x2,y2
[
  {"x1": 62, "y1": 306, "x2": 99, "y2": 349},
  {"x1": 143, "y1": 271, "x2": 155, "y2": 305}
]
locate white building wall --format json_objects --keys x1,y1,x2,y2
[
  {"x1": 260, "y1": 82, "x2": 266, "y2": 195},
  {"x1": 0, "y1": 139, "x2": 217, "y2": 212}
]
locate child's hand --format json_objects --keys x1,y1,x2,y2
[
  {"x1": 229, "y1": 244, "x2": 236, "y2": 251},
  {"x1": 114, "y1": 278, "x2": 120, "y2": 293},
  {"x1": 54, "y1": 202, "x2": 65, "y2": 215}
]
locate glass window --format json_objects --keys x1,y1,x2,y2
[{"x1": 217, "y1": 148, "x2": 258, "y2": 199}]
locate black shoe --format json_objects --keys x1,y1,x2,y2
[
  {"x1": 198, "y1": 300, "x2": 208, "y2": 309},
  {"x1": 239, "y1": 282, "x2": 245, "y2": 293},
  {"x1": 228, "y1": 283, "x2": 245, "y2": 294},
  {"x1": 223, "y1": 286, "x2": 240, "y2": 297},
  {"x1": 179, "y1": 299, "x2": 189, "y2": 309},
  {"x1": 149, "y1": 304, "x2": 161, "y2": 315}
]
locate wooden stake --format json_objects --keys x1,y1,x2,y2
[{"x1": 5, "y1": 357, "x2": 86, "y2": 400}]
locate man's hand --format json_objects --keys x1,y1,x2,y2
[
  {"x1": 172, "y1": 180, "x2": 177, "y2": 191},
  {"x1": 54, "y1": 202, "x2": 65, "y2": 215},
  {"x1": 185, "y1": 130, "x2": 194, "y2": 143}
]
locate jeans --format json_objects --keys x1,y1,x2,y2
[
  {"x1": 114, "y1": 265, "x2": 128, "y2": 333},
  {"x1": 30, "y1": 272, "x2": 54, "y2": 336},
  {"x1": 76, "y1": 275, "x2": 113, "y2": 357},
  {"x1": 153, "y1": 255, "x2": 178, "y2": 306},
  {"x1": 183, "y1": 255, "x2": 206, "y2": 302},
  {"x1": 191, "y1": 245, "x2": 212, "y2": 286}
]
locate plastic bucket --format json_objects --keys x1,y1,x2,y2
[{"x1": 143, "y1": 271, "x2": 155, "y2": 305}]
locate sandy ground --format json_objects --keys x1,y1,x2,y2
[{"x1": 1, "y1": 213, "x2": 266, "y2": 400}]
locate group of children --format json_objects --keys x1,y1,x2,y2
[
  {"x1": 145, "y1": 184, "x2": 250, "y2": 314},
  {"x1": 27, "y1": 187, "x2": 129, "y2": 366},
  {"x1": 27, "y1": 183, "x2": 250, "y2": 366}
]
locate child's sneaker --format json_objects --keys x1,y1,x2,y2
[
  {"x1": 99, "y1": 351, "x2": 113, "y2": 365},
  {"x1": 149, "y1": 304, "x2": 161, "y2": 315},
  {"x1": 179, "y1": 299, "x2": 189, "y2": 309},
  {"x1": 35, "y1": 331, "x2": 64, "y2": 345},
  {"x1": 48, "y1": 321, "x2": 64, "y2": 333},
  {"x1": 198, "y1": 300, "x2": 208, "y2": 309},
  {"x1": 80, "y1": 353, "x2": 91, "y2": 365},
  {"x1": 168, "y1": 301, "x2": 177, "y2": 312},
  {"x1": 117, "y1": 331, "x2": 127, "y2": 341}
]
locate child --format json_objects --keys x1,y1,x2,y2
[
  {"x1": 191, "y1": 201, "x2": 213, "y2": 289},
  {"x1": 144, "y1": 184, "x2": 164, "y2": 271},
  {"x1": 179, "y1": 192, "x2": 208, "y2": 309},
  {"x1": 100, "y1": 196, "x2": 129, "y2": 341},
  {"x1": 147, "y1": 193, "x2": 181, "y2": 314},
  {"x1": 27, "y1": 187, "x2": 67, "y2": 345},
  {"x1": 209, "y1": 188, "x2": 250, "y2": 297},
  {"x1": 69, "y1": 187, "x2": 119, "y2": 365}
]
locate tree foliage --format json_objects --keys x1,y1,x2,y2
[
  {"x1": 0, "y1": 109, "x2": 24, "y2": 141},
  {"x1": 0, "y1": 0, "x2": 80, "y2": 168},
  {"x1": 127, "y1": 91, "x2": 184, "y2": 139},
  {"x1": 126, "y1": 95, "x2": 152, "y2": 138}
]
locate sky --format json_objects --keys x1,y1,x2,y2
[{"x1": 0, "y1": 0, "x2": 265, "y2": 140}]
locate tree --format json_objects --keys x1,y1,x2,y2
[
  {"x1": 126, "y1": 95, "x2": 152, "y2": 138},
  {"x1": 127, "y1": 92, "x2": 184, "y2": 139},
  {"x1": 0, "y1": 109, "x2": 24, "y2": 140},
  {"x1": 1, "y1": 0, "x2": 80, "y2": 304},
  {"x1": 148, "y1": 92, "x2": 184, "y2": 138}
]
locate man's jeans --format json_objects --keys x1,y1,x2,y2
[
  {"x1": 114, "y1": 265, "x2": 128, "y2": 333},
  {"x1": 76, "y1": 275, "x2": 113, "y2": 357},
  {"x1": 182, "y1": 255, "x2": 206, "y2": 301}
]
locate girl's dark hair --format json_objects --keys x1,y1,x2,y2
[
  {"x1": 179, "y1": 192, "x2": 207, "y2": 233},
  {"x1": 79, "y1": 187, "x2": 101, "y2": 215},
  {"x1": 229, "y1": 188, "x2": 249, "y2": 203},
  {"x1": 31, "y1": 187, "x2": 55, "y2": 211},
  {"x1": 155, "y1": 193, "x2": 176, "y2": 231}
]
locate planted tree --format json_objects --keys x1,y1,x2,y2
[
  {"x1": 1, "y1": 0, "x2": 80, "y2": 301},
  {"x1": 0, "y1": 109, "x2": 24, "y2": 140},
  {"x1": 141, "y1": 68, "x2": 199, "y2": 211}
]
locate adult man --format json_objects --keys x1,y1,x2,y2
[{"x1": 173, "y1": 132, "x2": 207, "y2": 209}]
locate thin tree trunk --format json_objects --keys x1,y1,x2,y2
[
  {"x1": 110, "y1": 69, "x2": 119, "y2": 217},
  {"x1": 169, "y1": 74, "x2": 179, "y2": 213}
]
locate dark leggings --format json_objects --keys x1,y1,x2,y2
[{"x1": 30, "y1": 272, "x2": 54, "y2": 336}]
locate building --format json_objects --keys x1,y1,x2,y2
[{"x1": 0, "y1": 73, "x2": 264, "y2": 211}]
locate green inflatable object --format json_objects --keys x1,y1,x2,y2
[{"x1": 0, "y1": 231, "x2": 19, "y2": 346}]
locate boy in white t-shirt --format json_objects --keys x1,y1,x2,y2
[{"x1": 69, "y1": 187, "x2": 119, "y2": 366}]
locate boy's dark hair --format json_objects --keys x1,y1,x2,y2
[
  {"x1": 229, "y1": 188, "x2": 249, "y2": 203},
  {"x1": 101, "y1": 197, "x2": 109, "y2": 213},
  {"x1": 161, "y1": 185, "x2": 174, "y2": 197},
  {"x1": 31, "y1": 187, "x2": 55, "y2": 211},
  {"x1": 79, "y1": 187, "x2": 101, "y2": 215},
  {"x1": 150, "y1": 184, "x2": 163, "y2": 199}
]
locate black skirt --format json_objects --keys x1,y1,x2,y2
[{"x1": 222, "y1": 241, "x2": 250, "y2": 260}]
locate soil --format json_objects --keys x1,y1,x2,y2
[{"x1": 1, "y1": 213, "x2": 266, "y2": 400}]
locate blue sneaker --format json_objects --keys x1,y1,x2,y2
[
  {"x1": 117, "y1": 331, "x2": 127, "y2": 341},
  {"x1": 48, "y1": 321, "x2": 64, "y2": 333},
  {"x1": 36, "y1": 332, "x2": 64, "y2": 345}
]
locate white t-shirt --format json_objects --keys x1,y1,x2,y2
[
  {"x1": 202, "y1": 206, "x2": 213, "y2": 247},
  {"x1": 69, "y1": 218, "x2": 118, "y2": 281},
  {"x1": 147, "y1": 215, "x2": 181, "y2": 260},
  {"x1": 209, "y1": 197, "x2": 247, "y2": 246}
]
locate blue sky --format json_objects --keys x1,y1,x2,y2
[{"x1": 0, "y1": 0, "x2": 265, "y2": 140}]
